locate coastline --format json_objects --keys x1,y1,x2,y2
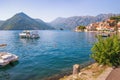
[
  {"x1": 43, "y1": 61, "x2": 95, "y2": 80},
  {"x1": 59, "y1": 63, "x2": 112, "y2": 80}
]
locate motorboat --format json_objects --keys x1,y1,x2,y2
[
  {"x1": 0, "y1": 52, "x2": 18, "y2": 66},
  {"x1": 19, "y1": 30, "x2": 40, "y2": 39},
  {"x1": 97, "y1": 33, "x2": 110, "y2": 37}
]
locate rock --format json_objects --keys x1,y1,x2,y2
[{"x1": 73, "y1": 64, "x2": 80, "y2": 75}]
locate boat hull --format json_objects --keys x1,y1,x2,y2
[{"x1": 0, "y1": 52, "x2": 18, "y2": 66}]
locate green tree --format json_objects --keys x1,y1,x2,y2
[
  {"x1": 76, "y1": 26, "x2": 86, "y2": 31},
  {"x1": 91, "y1": 35, "x2": 120, "y2": 67},
  {"x1": 110, "y1": 16, "x2": 120, "y2": 35},
  {"x1": 110, "y1": 16, "x2": 120, "y2": 22}
]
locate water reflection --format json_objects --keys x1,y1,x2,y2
[
  {"x1": 0, "y1": 61, "x2": 19, "y2": 80},
  {"x1": 0, "y1": 61, "x2": 19, "y2": 70},
  {"x1": 0, "y1": 30, "x2": 96, "y2": 80},
  {"x1": 0, "y1": 71, "x2": 10, "y2": 80},
  {"x1": 20, "y1": 38, "x2": 39, "y2": 44}
]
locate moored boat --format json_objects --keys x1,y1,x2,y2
[
  {"x1": 97, "y1": 33, "x2": 110, "y2": 37},
  {"x1": 19, "y1": 30, "x2": 40, "y2": 39},
  {"x1": 0, "y1": 52, "x2": 18, "y2": 66}
]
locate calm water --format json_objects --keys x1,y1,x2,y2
[{"x1": 0, "y1": 30, "x2": 96, "y2": 80}]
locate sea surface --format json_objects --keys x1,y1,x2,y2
[{"x1": 0, "y1": 30, "x2": 96, "y2": 80}]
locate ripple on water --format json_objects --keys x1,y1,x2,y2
[{"x1": 0, "y1": 30, "x2": 96, "y2": 80}]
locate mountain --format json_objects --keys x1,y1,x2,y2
[
  {"x1": 35, "y1": 19, "x2": 46, "y2": 23},
  {"x1": 0, "y1": 20, "x2": 4, "y2": 26},
  {"x1": 50, "y1": 13, "x2": 120, "y2": 30},
  {"x1": 0, "y1": 12, "x2": 54, "y2": 30}
]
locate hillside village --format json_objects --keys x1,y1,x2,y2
[
  {"x1": 86, "y1": 19, "x2": 120, "y2": 32},
  {"x1": 75, "y1": 16, "x2": 120, "y2": 32}
]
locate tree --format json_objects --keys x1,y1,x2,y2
[
  {"x1": 76, "y1": 25, "x2": 86, "y2": 31},
  {"x1": 91, "y1": 35, "x2": 120, "y2": 67},
  {"x1": 110, "y1": 16, "x2": 120, "y2": 22},
  {"x1": 110, "y1": 16, "x2": 120, "y2": 35}
]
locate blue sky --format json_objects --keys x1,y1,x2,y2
[{"x1": 0, "y1": 0, "x2": 120, "y2": 22}]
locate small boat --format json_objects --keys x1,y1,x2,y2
[
  {"x1": 96, "y1": 32, "x2": 110, "y2": 37},
  {"x1": 98, "y1": 33, "x2": 110, "y2": 37},
  {"x1": 0, "y1": 44, "x2": 7, "y2": 47},
  {"x1": 0, "y1": 52, "x2": 18, "y2": 66},
  {"x1": 19, "y1": 30, "x2": 40, "y2": 39}
]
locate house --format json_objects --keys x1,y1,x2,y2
[
  {"x1": 86, "y1": 19, "x2": 117, "y2": 32},
  {"x1": 86, "y1": 23, "x2": 98, "y2": 31}
]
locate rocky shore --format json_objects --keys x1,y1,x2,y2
[{"x1": 60, "y1": 63, "x2": 112, "y2": 80}]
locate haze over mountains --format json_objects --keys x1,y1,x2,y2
[{"x1": 0, "y1": 12, "x2": 119, "y2": 30}]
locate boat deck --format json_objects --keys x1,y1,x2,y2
[{"x1": 0, "y1": 52, "x2": 18, "y2": 66}]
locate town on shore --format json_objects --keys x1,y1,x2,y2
[
  {"x1": 75, "y1": 16, "x2": 120, "y2": 33},
  {"x1": 62, "y1": 16, "x2": 120, "y2": 80}
]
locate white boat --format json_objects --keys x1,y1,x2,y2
[
  {"x1": 97, "y1": 33, "x2": 110, "y2": 37},
  {"x1": 0, "y1": 52, "x2": 18, "y2": 66},
  {"x1": 19, "y1": 30, "x2": 40, "y2": 39}
]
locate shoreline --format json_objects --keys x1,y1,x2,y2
[
  {"x1": 59, "y1": 63, "x2": 112, "y2": 80},
  {"x1": 43, "y1": 60, "x2": 95, "y2": 80}
]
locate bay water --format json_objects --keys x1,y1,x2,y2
[{"x1": 0, "y1": 30, "x2": 96, "y2": 80}]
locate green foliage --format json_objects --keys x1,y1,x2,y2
[
  {"x1": 76, "y1": 26, "x2": 86, "y2": 31},
  {"x1": 0, "y1": 13, "x2": 54, "y2": 30},
  {"x1": 91, "y1": 35, "x2": 120, "y2": 67},
  {"x1": 110, "y1": 16, "x2": 120, "y2": 34},
  {"x1": 110, "y1": 16, "x2": 120, "y2": 22}
]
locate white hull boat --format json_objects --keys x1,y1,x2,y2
[
  {"x1": 0, "y1": 52, "x2": 18, "y2": 66},
  {"x1": 19, "y1": 30, "x2": 40, "y2": 39}
]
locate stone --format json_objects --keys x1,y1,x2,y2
[{"x1": 73, "y1": 64, "x2": 80, "y2": 75}]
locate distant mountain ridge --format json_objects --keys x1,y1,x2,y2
[
  {"x1": 0, "y1": 13, "x2": 120, "y2": 30},
  {"x1": 50, "y1": 13, "x2": 120, "y2": 30},
  {"x1": 0, "y1": 20, "x2": 4, "y2": 26},
  {"x1": 0, "y1": 12, "x2": 54, "y2": 30}
]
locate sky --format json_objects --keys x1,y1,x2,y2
[{"x1": 0, "y1": 0, "x2": 120, "y2": 22}]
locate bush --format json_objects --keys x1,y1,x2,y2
[
  {"x1": 91, "y1": 35, "x2": 120, "y2": 67},
  {"x1": 110, "y1": 16, "x2": 120, "y2": 22},
  {"x1": 76, "y1": 26, "x2": 86, "y2": 31}
]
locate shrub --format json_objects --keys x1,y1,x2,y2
[
  {"x1": 76, "y1": 26, "x2": 86, "y2": 31},
  {"x1": 91, "y1": 35, "x2": 120, "y2": 67}
]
